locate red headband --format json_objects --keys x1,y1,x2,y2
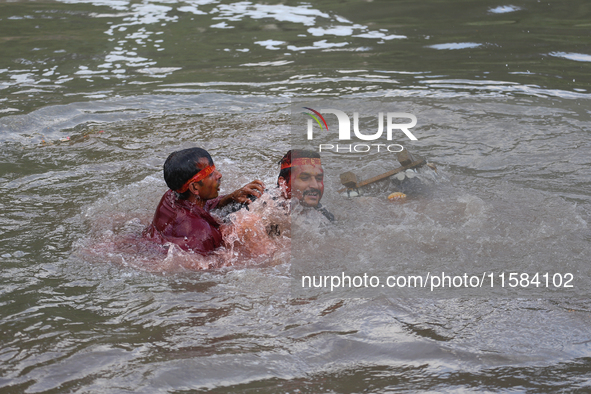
[
  {"x1": 176, "y1": 165, "x2": 215, "y2": 193},
  {"x1": 280, "y1": 157, "x2": 321, "y2": 170}
]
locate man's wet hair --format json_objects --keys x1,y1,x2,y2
[
  {"x1": 164, "y1": 147, "x2": 213, "y2": 199},
  {"x1": 277, "y1": 149, "x2": 320, "y2": 185}
]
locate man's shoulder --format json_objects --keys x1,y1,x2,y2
[{"x1": 154, "y1": 190, "x2": 217, "y2": 227}]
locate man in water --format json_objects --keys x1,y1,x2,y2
[
  {"x1": 143, "y1": 147, "x2": 264, "y2": 255},
  {"x1": 277, "y1": 149, "x2": 334, "y2": 222}
]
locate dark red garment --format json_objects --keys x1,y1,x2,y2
[{"x1": 143, "y1": 190, "x2": 223, "y2": 255}]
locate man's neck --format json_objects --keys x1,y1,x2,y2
[{"x1": 187, "y1": 193, "x2": 206, "y2": 208}]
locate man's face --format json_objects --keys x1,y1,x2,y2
[
  {"x1": 194, "y1": 157, "x2": 222, "y2": 200},
  {"x1": 290, "y1": 163, "x2": 324, "y2": 207}
]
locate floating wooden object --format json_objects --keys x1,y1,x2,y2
[
  {"x1": 338, "y1": 148, "x2": 429, "y2": 193},
  {"x1": 396, "y1": 149, "x2": 414, "y2": 166},
  {"x1": 340, "y1": 171, "x2": 358, "y2": 189}
]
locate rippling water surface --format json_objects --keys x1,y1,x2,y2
[{"x1": 1, "y1": 0, "x2": 591, "y2": 392}]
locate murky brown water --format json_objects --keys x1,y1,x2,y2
[{"x1": 1, "y1": 1, "x2": 591, "y2": 392}]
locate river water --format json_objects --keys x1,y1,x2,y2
[{"x1": 1, "y1": 0, "x2": 591, "y2": 392}]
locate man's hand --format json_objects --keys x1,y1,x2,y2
[
  {"x1": 219, "y1": 180, "x2": 265, "y2": 207},
  {"x1": 231, "y1": 180, "x2": 265, "y2": 204}
]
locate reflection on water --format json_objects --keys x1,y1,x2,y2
[
  {"x1": 0, "y1": 0, "x2": 408, "y2": 113},
  {"x1": 488, "y1": 5, "x2": 522, "y2": 14},
  {"x1": 427, "y1": 42, "x2": 482, "y2": 50},
  {"x1": 1, "y1": 0, "x2": 590, "y2": 115},
  {"x1": 1, "y1": 0, "x2": 591, "y2": 392},
  {"x1": 550, "y1": 51, "x2": 591, "y2": 63}
]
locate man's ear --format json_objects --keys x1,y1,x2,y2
[{"x1": 188, "y1": 181, "x2": 200, "y2": 197}]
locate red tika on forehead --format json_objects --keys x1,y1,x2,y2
[
  {"x1": 176, "y1": 165, "x2": 215, "y2": 193},
  {"x1": 280, "y1": 157, "x2": 321, "y2": 170}
]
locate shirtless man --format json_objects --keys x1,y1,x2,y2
[{"x1": 143, "y1": 147, "x2": 264, "y2": 255}]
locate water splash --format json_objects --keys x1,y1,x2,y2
[{"x1": 75, "y1": 182, "x2": 291, "y2": 273}]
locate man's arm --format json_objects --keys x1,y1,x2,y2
[{"x1": 217, "y1": 180, "x2": 265, "y2": 208}]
